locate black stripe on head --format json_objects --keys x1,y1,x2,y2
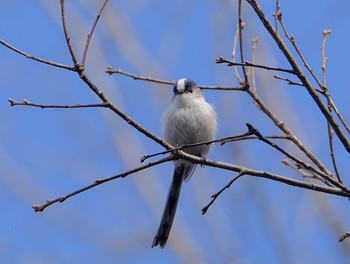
[{"x1": 173, "y1": 78, "x2": 197, "y2": 95}]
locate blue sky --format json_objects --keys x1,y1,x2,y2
[{"x1": 1, "y1": 0, "x2": 350, "y2": 263}]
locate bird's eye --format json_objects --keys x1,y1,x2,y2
[{"x1": 185, "y1": 83, "x2": 192, "y2": 91}]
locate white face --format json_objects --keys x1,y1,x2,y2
[{"x1": 176, "y1": 78, "x2": 187, "y2": 93}]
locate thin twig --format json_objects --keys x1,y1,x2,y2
[
  {"x1": 273, "y1": 75, "x2": 304, "y2": 87},
  {"x1": 238, "y1": 0, "x2": 249, "y2": 82},
  {"x1": 0, "y1": 39, "x2": 75, "y2": 71},
  {"x1": 201, "y1": 172, "x2": 244, "y2": 214},
  {"x1": 320, "y1": 29, "x2": 343, "y2": 184},
  {"x1": 231, "y1": 24, "x2": 244, "y2": 84},
  {"x1": 60, "y1": 0, "x2": 79, "y2": 65},
  {"x1": 251, "y1": 37, "x2": 259, "y2": 92},
  {"x1": 216, "y1": 56, "x2": 295, "y2": 74},
  {"x1": 32, "y1": 156, "x2": 175, "y2": 212},
  {"x1": 272, "y1": 0, "x2": 281, "y2": 33},
  {"x1": 8, "y1": 98, "x2": 109, "y2": 109},
  {"x1": 81, "y1": 0, "x2": 109, "y2": 67},
  {"x1": 141, "y1": 130, "x2": 254, "y2": 162},
  {"x1": 319, "y1": 30, "x2": 350, "y2": 134},
  {"x1": 282, "y1": 159, "x2": 333, "y2": 187},
  {"x1": 106, "y1": 67, "x2": 174, "y2": 84},
  {"x1": 106, "y1": 67, "x2": 245, "y2": 91},
  {"x1": 327, "y1": 124, "x2": 342, "y2": 183}
]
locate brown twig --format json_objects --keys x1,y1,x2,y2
[
  {"x1": 231, "y1": 23, "x2": 244, "y2": 84},
  {"x1": 60, "y1": 0, "x2": 79, "y2": 66},
  {"x1": 273, "y1": 75, "x2": 304, "y2": 87},
  {"x1": 8, "y1": 98, "x2": 109, "y2": 109},
  {"x1": 0, "y1": 39, "x2": 75, "y2": 71},
  {"x1": 141, "y1": 130, "x2": 254, "y2": 162},
  {"x1": 320, "y1": 30, "x2": 343, "y2": 184},
  {"x1": 282, "y1": 159, "x2": 333, "y2": 187},
  {"x1": 201, "y1": 172, "x2": 245, "y2": 214},
  {"x1": 216, "y1": 56, "x2": 295, "y2": 75},
  {"x1": 106, "y1": 67, "x2": 245, "y2": 91},
  {"x1": 238, "y1": 0, "x2": 249, "y2": 82},
  {"x1": 32, "y1": 156, "x2": 175, "y2": 212},
  {"x1": 81, "y1": 0, "x2": 109, "y2": 67}
]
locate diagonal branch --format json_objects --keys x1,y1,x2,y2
[
  {"x1": 81, "y1": 0, "x2": 109, "y2": 67},
  {"x1": 32, "y1": 155, "x2": 175, "y2": 212},
  {"x1": 216, "y1": 56, "x2": 295, "y2": 74},
  {"x1": 0, "y1": 39, "x2": 75, "y2": 71},
  {"x1": 245, "y1": 0, "x2": 350, "y2": 154}
]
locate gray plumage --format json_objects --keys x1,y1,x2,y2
[{"x1": 152, "y1": 78, "x2": 217, "y2": 248}]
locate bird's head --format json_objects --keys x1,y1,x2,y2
[{"x1": 173, "y1": 78, "x2": 197, "y2": 95}]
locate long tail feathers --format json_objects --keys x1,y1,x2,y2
[{"x1": 152, "y1": 165, "x2": 185, "y2": 248}]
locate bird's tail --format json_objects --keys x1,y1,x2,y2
[{"x1": 152, "y1": 164, "x2": 185, "y2": 248}]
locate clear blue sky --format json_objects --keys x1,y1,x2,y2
[{"x1": 1, "y1": 0, "x2": 350, "y2": 263}]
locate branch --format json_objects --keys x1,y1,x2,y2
[
  {"x1": 238, "y1": 0, "x2": 249, "y2": 82},
  {"x1": 32, "y1": 155, "x2": 175, "y2": 212},
  {"x1": 216, "y1": 56, "x2": 295, "y2": 75},
  {"x1": 59, "y1": 1, "x2": 169, "y2": 149},
  {"x1": 141, "y1": 130, "x2": 254, "y2": 162},
  {"x1": 202, "y1": 172, "x2": 244, "y2": 214},
  {"x1": 273, "y1": 75, "x2": 304, "y2": 87},
  {"x1": 8, "y1": 98, "x2": 109, "y2": 109},
  {"x1": 245, "y1": 0, "x2": 350, "y2": 154},
  {"x1": 0, "y1": 39, "x2": 75, "y2": 71},
  {"x1": 196, "y1": 155, "x2": 350, "y2": 213},
  {"x1": 81, "y1": 0, "x2": 109, "y2": 67},
  {"x1": 246, "y1": 123, "x2": 344, "y2": 189},
  {"x1": 106, "y1": 67, "x2": 245, "y2": 91},
  {"x1": 60, "y1": 0, "x2": 79, "y2": 65}
]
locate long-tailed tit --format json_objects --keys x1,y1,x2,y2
[{"x1": 152, "y1": 78, "x2": 217, "y2": 248}]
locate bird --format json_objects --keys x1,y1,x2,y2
[{"x1": 152, "y1": 78, "x2": 217, "y2": 248}]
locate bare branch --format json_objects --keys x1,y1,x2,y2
[
  {"x1": 106, "y1": 67, "x2": 175, "y2": 84},
  {"x1": 216, "y1": 56, "x2": 295, "y2": 75},
  {"x1": 245, "y1": 0, "x2": 350, "y2": 153},
  {"x1": 106, "y1": 67, "x2": 245, "y2": 91},
  {"x1": 8, "y1": 98, "x2": 109, "y2": 109},
  {"x1": 141, "y1": 130, "x2": 254, "y2": 162},
  {"x1": 202, "y1": 172, "x2": 244, "y2": 214},
  {"x1": 0, "y1": 39, "x2": 75, "y2": 71},
  {"x1": 32, "y1": 155, "x2": 175, "y2": 212},
  {"x1": 60, "y1": 0, "x2": 79, "y2": 65},
  {"x1": 246, "y1": 123, "x2": 344, "y2": 189},
  {"x1": 231, "y1": 23, "x2": 244, "y2": 84},
  {"x1": 273, "y1": 75, "x2": 304, "y2": 87},
  {"x1": 238, "y1": 0, "x2": 249, "y2": 82},
  {"x1": 81, "y1": 0, "x2": 109, "y2": 67}
]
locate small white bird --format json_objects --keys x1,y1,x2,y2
[{"x1": 152, "y1": 78, "x2": 217, "y2": 248}]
